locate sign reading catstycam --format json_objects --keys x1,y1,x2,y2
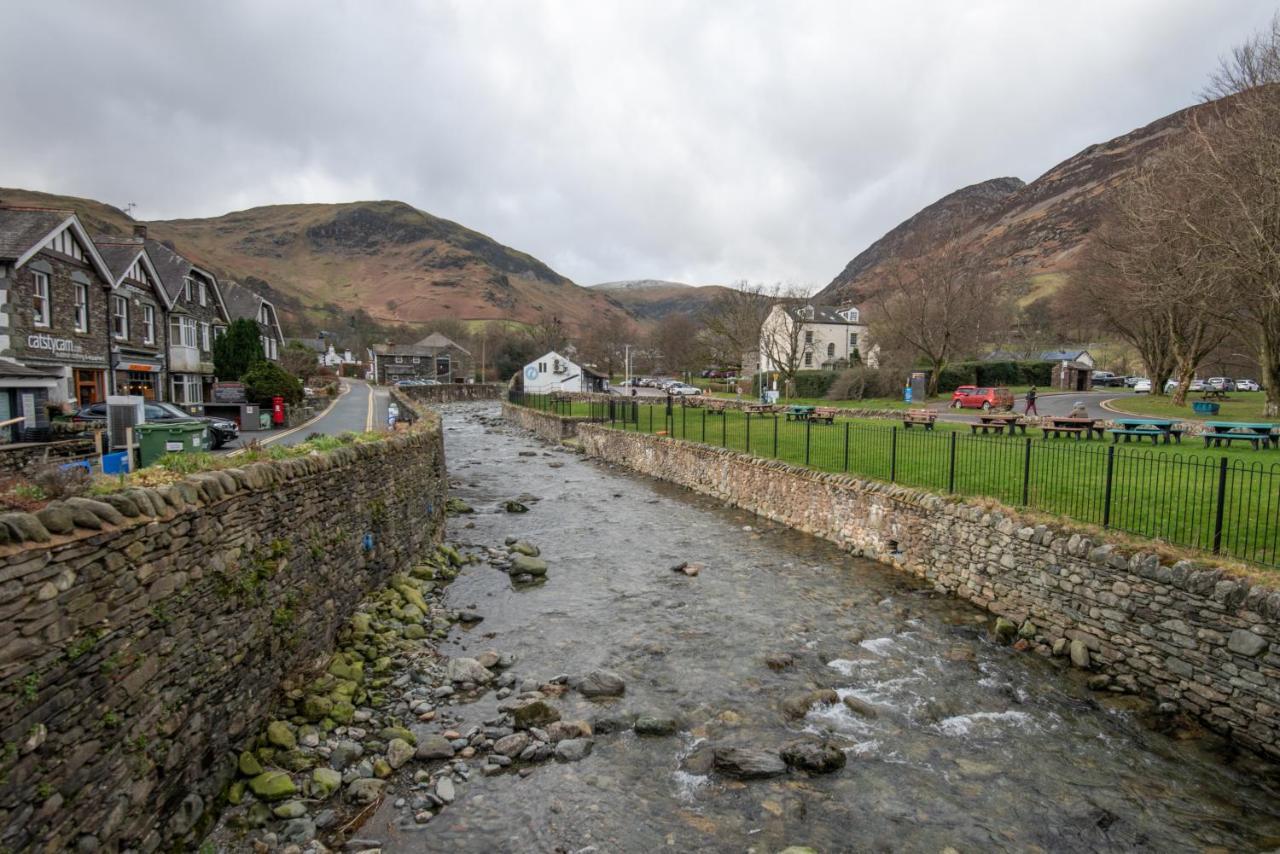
[{"x1": 27, "y1": 334, "x2": 83, "y2": 356}]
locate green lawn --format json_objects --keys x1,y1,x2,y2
[
  {"x1": 528, "y1": 395, "x2": 1280, "y2": 569},
  {"x1": 1104, "y1": 391, "x2": 1277, "y2": 423}
]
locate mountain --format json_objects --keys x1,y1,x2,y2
[
  {"x1": 590, "y1": 279, "x2": 731, "y2": 320},
  {"x1": 818, "y1": 99, "x2": 1208, "y2": 306},
  {"x1": 0, "y1": 188, "x2": 628, "y2": 337}
]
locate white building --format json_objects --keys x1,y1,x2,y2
[
  {"x1": 521, "y1": 350, "x2": 608, "y2": 393},
  {"x1": 757, "y1": 303, "x2": 872, "y2": 377}
]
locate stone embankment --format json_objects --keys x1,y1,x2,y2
[
  {"x1": 503, "y1": 406, "x2": 1280, "y2": 760},
  {"x1": 0, "y1": 417, "x2": 447, "y2": 851},
  {"x1": 399, "y1": 383, "x2": 504, "y2": 405}
]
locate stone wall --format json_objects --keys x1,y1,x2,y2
[
  {"x1": 398, "y1": 383, "x2": 503, "y2": 404},
  {"x1": 0, "y1": 419, "x2": 448, "y2": 852},
  {"x1": 500, "y1": 401, "x2": 585, "y2": 443},
  {"x1": 0, "y1": 437, "x2": 97, "y2": 475},
  {"x1": 573, "y1": 424, "x2": 1280, "y2": 760}
]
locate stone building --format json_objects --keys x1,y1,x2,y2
[
  {"x1": 0, "y1": 207, "x2": 116, "y2": 432},
  {"x1": 222, "y1": 281, "x2": 285, "y2": 362},
  {"x1": 368, "y1": 332, "x2": 473, "y2": 384},
  {"x1": 757, "y1": 303, "x2": 873, "y2": 380},
  {"x1": 95, "y1": 233, "x2": 171, "y2": 400},
  {"x1": 145, "y1": 237, "x2": 230, "y2": 410}
]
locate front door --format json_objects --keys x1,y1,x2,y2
[{"x1": 75, "y1": 369, "x2": 103, "y2": 405}]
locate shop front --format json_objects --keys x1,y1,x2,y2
[{"x1": 113, "y1": 358, "x2": 163, "y2": 401}]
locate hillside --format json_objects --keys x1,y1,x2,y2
[
  {"x1": 818, "y1": 99, "x2": 1208, "y2": 305},
  {"x1": 0, "y1": 189, "x2": 628, "y2": 337},
  {"x1": 590, "y1": 279, "x2": 732, "y2": 320}
]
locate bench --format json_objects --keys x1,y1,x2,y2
[
  {"x1": 1203, "y1": 431, "x2": 1266, "y2": 450},
  {"x1": 1109, "y1": 428, "x2": 1169, "y2": 445},
  {"x1": 810, "y1": 407, "x2": 838, "y2": 424},
  {"x1": 1041, "y1": 426, "x2": 1087, "y2": 439},
  {"x1": 902, "y1": 410, "x2": 936, "y2": 430},
  {"x1": 970, "y1": 423, "x2": 1005, "y2": 435}
]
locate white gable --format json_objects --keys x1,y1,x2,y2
[{"x1": 44, "y1": 224, "x2": 87, "y2": 262}]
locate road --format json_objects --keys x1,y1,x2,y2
[
  {"x1": 221, "y1": 379, "x2": 391, "y2": 454},
  {"x1": 930, "y1": 389, "x2": 1135, "y2": 422}
]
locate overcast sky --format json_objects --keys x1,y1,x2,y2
[{"x1": 0, "y1": 1, "x2": 1272, "y2": 290}]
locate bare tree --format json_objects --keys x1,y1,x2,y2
[
  {"x1": 647, "y1": 313, "x2": 707, "y2": 376},
  {"x1": 1203, "y1": 12, "x2": 1280, "y2": 99},
  {"x1": 700, "y1": 281, "x2": 775, "y2": 369},
  {"x1": 577, "y1": 312, "x2": 636, "y2": 379},
  {"x1": 865, "y1": 237, "x2": 1004, "y2": 396}
]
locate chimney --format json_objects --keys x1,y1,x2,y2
[{"x1": 133, "y1": 224, "x2": 147, "y2": 239}]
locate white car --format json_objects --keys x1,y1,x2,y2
[
  {"x1": 1164, "y1": 378, "x2": 1205, "y2": 393},
  {"x1": 1237, "y1": 379, "x2": 1261, "y2": 392},
  {"x1": 1132, "y1": 378, "x2": 1151, "y2": 393},
  {"x1": 668, "y1": 383, "x2": 702, "y2": 396}
]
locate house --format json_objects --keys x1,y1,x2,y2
[
  {"x1": 222, "y1": 282, "x2": 285, "y2": 362},
  {"x1": 757, "y1": 303, "x2": 871, "y2": 380},
  {"x1": 145, "y1": 236, "x2": 230, "y2": 409},
  {"x1": 368, "y1": 333, "x2": 473, "y2": 384},
  {"x1": 95, "y1": 232, "x2": 171, "y2": 401},
  {"x1": 287, "y1": 337, "x2": 356, "y2": 368},
  {"x1": 521, "y1": 350, "x2": 608, "y2": 393},
  {"x1": 0, "y1": 207, "x2": 117, "y2": 434},
  {"x1": 983, "y1": 348, "x2": 1095, "y2": 369}
]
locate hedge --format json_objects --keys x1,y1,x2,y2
[
  {"x1": 935, "y1": 360, "x2": 1053, "y2": 392},
  {"x1": 793, "y1": 371, "x2": 838, "y2": 398}
]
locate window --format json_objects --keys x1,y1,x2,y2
[
  {"x1": 395, "y1": 355, "x2": 404, "y2": 364},
  {"x1": 198, "y1": 281, "x2": 207, "y2": 306},
  {"x1": 200, "y1": 322, "x2": 211, "y2": 352},
  {"x1": 143, "y1": 305, "x2": 155, "y2": 344},
  {"x1": 436, "y1": 356, "x2": 450, "y2": 376},
  {"x1": 32, "y1": 271, "x2": 50, "y2": 327},
  {"x1": 170, "y1": 315, "x2": 197, "y2": 348},
  {"x1": 849, "y1": 333, "x2": 859, "y2": 350},
  {"x1": 412, "y1": 356, "x2": 420, "y2": 364},
  {"x1": 171, "y1": 374, "x2": 202, "y2": 405},
  {"x1": 803, "y1": 352, "x2": 813, "y2": 367},
  {"x1": 259, "y1": 304, "x2": 269, "y2": 323},
  {"x1": 112, "y1": 295, "x2": 129, "y2": 340},
  {"x1": 183, "y1": 278, "x2": 193, "y2": 301},
  {"x1": 45, "y1": 228, "x2": 85, "y2": 262},
  {"x1": 804, "y1": 330, "x2": 813, "y2": 344},
  {"x1": 538, "y1": 362, "x2": 546, "y2": 373},
  {"x1": 73, "y1": 283, "x2": 88, "y2": 333},
  {"x1": 827, "y1": 343, "x2": 835, "y2": 358}
]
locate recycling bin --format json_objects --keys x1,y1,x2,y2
[{"x1": 136, "y1": 422, "x2": 210, "y2": 468}]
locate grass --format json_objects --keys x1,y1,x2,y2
[
  {"x1": 528, "y1": 396, "x2": 1280, "y2": 568},
  {"x1": 1104, "y1": 391, "x2": 1277, "y2": 423}
]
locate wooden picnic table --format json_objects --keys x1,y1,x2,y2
[
  {"x1": 902, "y1": 409, "x2": 937, "y2": 430},
  {"x1": 744, "y1": 403, "x2": 773, "y2": 414},
  {"x1": 975, "y1": 413, "x2": 1027, "y2": 435},
  {"x1": 1109, "y1": 417, "x2": 1184, "y2": 445},
  {"x1": 1202, "y1": 420, "x2": 1278, "y2": 450},
  {"x1": 1201, "y1": 389, "x2": 1230, "y2": 400},
  {"x1": 1042, "y1": 416, "x2": 1105, "y2": 440},
  {"x1": 784, "y1": 405, "x2": 815, "y2": 422}
]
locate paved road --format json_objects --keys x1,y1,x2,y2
[
  {"x1": 221, "y1": 379, "x2": 391, "y2": 454},
  {"x1": 929, "y1": 390, "x2": 1135, "y2": 422}
]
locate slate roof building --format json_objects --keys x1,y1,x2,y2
[
  {"x1": 368, "y1": 332, "x2": 473, "y2": 384},
  {"x1": 221, "y1": 282, "x2": 285, "y2": 363},
  {"x1": 95, "y1": 233, "x2": 172, "y2": 401},
  {"x1": 143, "y1": 236, "x2": 230, "y2": 409}
]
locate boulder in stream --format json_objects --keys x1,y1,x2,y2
[{"x1": 712, "y1": 747, "x2": 787, "y2": 779}]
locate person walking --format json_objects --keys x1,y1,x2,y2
[{"x1": 1025, "y1": 385, "x2": 1039, "y2": 415}]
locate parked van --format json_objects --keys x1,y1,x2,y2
[{"x1": 950, "y1": 386, "x2": 1014, "y2": 411}]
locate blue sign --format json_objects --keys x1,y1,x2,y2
[
  {"x1": 904, "y1": 386, "x2": 913, "y2": 402},
  {"x1": 524, "y1": 365, "x2": 538, "y2": 381}
]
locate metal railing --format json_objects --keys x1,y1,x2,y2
[{"x1": 505, "y1": 390, "x2": 1280, "y2": 568}]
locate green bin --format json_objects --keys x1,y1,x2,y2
[{"x1": 136, "y1": 422, "x2": 211, "y2": 468}]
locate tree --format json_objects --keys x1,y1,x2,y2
[
  {"x1": 528, "y1": 315, "x2": 568, "y2": 355},
  {"x1": 213, "y1": 319, "x2": 265, "y2": 381},
  {"x1": 280, "y1": 341, "x2": 319, "y2": 380},
  {"x1": 647, "y1": 313, "x2": 706, "y2": 376},
  {"x1": 242, "y1": 360, "x2": 303, "y2": 406},
  {"x1": 757, "y1": 301, "x2": 808, "y2": 393},
  {"x1": 577, "y1": 313, "x2": 636, "y2": 379},
  {"x1": 701, "y1": 281, "x2": 774, "y2": 369},
  {"x1": 866, "y1": 237, "x2": 1006, "y2": 397}
]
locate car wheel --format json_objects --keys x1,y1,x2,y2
[
  {"x1": 951, "y1": 401, "x2": 961, "y2": 409},
  {"x1": 982, "y1": 402, "x2": 992, "y2": 412}
]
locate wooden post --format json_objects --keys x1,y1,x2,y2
[
  {"x1": 125, "y1": 426, "x2": 134, "y2": 473},
  {"x1": 95, "y1": 428, "x2": 104, "y2": 472}
]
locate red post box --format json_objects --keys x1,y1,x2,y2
[{"x1": 272, "y1": 396, "x2": 285, "y2": 426}]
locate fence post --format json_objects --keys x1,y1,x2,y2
[
  {"x1": 804, "y1": 418, "x2": 812, "y2": 466},
  {"x1": 890, "y1": 426, "x2": 897, "y2": 482},
  {"x1": 1213, "y1": 456, "x2": 1229, "y2": 554},
  {"x1": 721, "y1": 411, "x2": 727, "y2": 447},
  {"x1": 702, "y1": 408, "x2": 707, "y2": 443},
  {"x1": 773, "y1": 415, "x2": 778, "y2": 458},
  {"x1": 648, "y1": 405, "x2": 653, "y2": 434},
  {"x1": 682, "y1": 405, "x2": 687, "y2": 438},
  {"x1": 843, "y1": 421, "x2": 850, "y2": 472},
  {"x1": 948, "y1": 431, "x2": 956, "y2": 493},
  {"x1": 746, "y1": 412, "x2": 751, "y2": 453},
  {"x1": 1102, "y1": 444, "x2": 1115, "y2": 527},
  {"x1": 1021, "y1": 437, "x2": 1032, "y2": 506}
]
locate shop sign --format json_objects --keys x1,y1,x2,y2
[{"x1": 27, "y1": 334, "x2": 83, "y2": 356}]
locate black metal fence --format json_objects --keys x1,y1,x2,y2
[{"x1": 506, "y1": 391, "x2": 1280, "y2": 568}]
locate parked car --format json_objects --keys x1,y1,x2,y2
[
  {"x1": 667, "y1": 383, "x2": 702, "y2": 396},
  {"x1": 1206, "y1": 377, "x2": 1237, "y2": 392},
  {"x1": 1236, "y1": 378, "x2": 1261, "y2": 392},
  {"x1": 1090, "y1": 371, "x2": 1125, "y2": 387},
  {"x1": 71, "y1": 401, "x2": 239, "y2": 449},
  {"x1": 1124, "y1": 376, "x2": 1143, "y2": 387},
  {"x1": 1164, "y1": 378, "x2": 1206, "y2": 393},
  {"x1": 1132, "y1": 378, "x2": 1151, "y2": 393},
  {"x1": 949, "y1": 386, "x2": 1014, "y2": 411}
]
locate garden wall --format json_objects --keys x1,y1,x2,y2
[
  {"x1": 0, "y1": 437, "x2": 96, "y2": 476},
  {"x1": 0, "y1": 419, "x2": 448, "y2": 852},
  {"x1": 573, "y1": 423, "x2": 1280, "y2": 760},
  {"x1": 400, "y1": 383, "x2": 503, "y2": 404}
]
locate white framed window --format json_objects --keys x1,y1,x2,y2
[
  {"x1": 200, "y1": 322, "x2": 210, "y2": 352},
  {"x1": 395, "y1": 355, "x2": 403, "y2": 364},
  {"x1": 183, "y1": 277, "x2": 192, "y2": 301},
  {"x1": 171, "y1": 373, "x2": 202, "y2": 405},
  {"x1": 32, "y1": 271, "x2": 50, "y2": 327},
  {"x1": 804, "y1": 330, "x2": 813, "y2": 344},
  {"x1": 849, "y1": 333, "x2": 859, "y2": 350},
  {"x1": 112, "y1": 295, "x2": 129, "y2": 340},
  {"x1": 73, "y1": 282, "x2": 88, "y2": 333},
  {"x1": 170, "y1": 315, "x2": 197, "y2": 349},
  {"x1": 803, "y1": 351, "x2": 813, "y2": 367},
  {"x1": 198, "y1": 281, "x2": 207, "y2": 306},
  {"x1": 143, "y1": 305, "x2": 155, "y2": 344}
]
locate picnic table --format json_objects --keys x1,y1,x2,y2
[
  {"x1": 1202, "y1": 421, "x2": 1278, "y2": 450},
  {"x1": 1041, "y1": 416, "x2": 1105, "y2": 440},
  {"x1": 902, "y1": 409, "x2": 937, "y2": 430},
  {"x1": 1201, "y1": 388, "x2": 1229, "y2": 401},
  {"x1": 1109, "y1": 417, "x2": 1184, "y2": 445},
  {"x1": 784, "y1": 405, "x2": 815, "y2": 422},
  {"x1": 973, "y1": 413, "x2": 1027, "y2": 436},
  {"x1": 744, "y1": 403, "x2": 773, "y2": 414}
]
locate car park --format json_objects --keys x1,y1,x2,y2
[
  {"x1": 949, "y1": 386, "x2": 1014, "y2": 411},
  {"x1": 1206, "y1": 377, "x2": 1237, "y2": 392},
  {"x1": 1164, "y1": 378, "x2": 1206, "y2": 393},
  {"x1": 667, "y1": 383, "x2": 702, "y2": 396},
  {"x1": 1124, "y1": 376, "x2": 1144, "y2": 387},
  {"x1": 72, "y1": 401, "x2": 240, "y2": 449},
  {"x1": 1132, "y1": 378, "x2": 1151, "y2": 393},
  {"x1": 1236, "y1": 379, "x2": 1261, "y2": 392}
]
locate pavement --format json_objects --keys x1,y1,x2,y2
[{"x1": 218, "y1": 379, "x2": 391, "y2": 454}]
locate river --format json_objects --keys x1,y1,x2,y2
[{"x1": 367, "y1": 403, "x2": 1280, "y2": 853}]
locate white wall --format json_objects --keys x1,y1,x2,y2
[{"x1": 523, "y1": 351, "x2": 584, "y2": 393}]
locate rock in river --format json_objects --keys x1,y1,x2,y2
[
  {"x1": 634, "y1": 715, "x2": 678, "y2": 736},
  {"x1": 447, "y1": 657, "x2": 494, "y2": 684},
  {"x1": 554, "y1": 738, "x2": 594, "y2": 761},
  {"x1": 578, "y1": 669, "x2": 626, "y2": 698},
  {"x1": 780, "y1": 738, "x2": 847, "y2": 774},
  {"x1": 780, "y1": 689, "x2": 839, "y2": 719},
  {"x1": 509, "y1": 554, "x2": 548, "y2": 576},
  {"x1": 712, "y1": 747, "x2": 787, "y2": 779},
  {"x1": 415, "y1": 734, "x2": 455, "y2": 760},
  {"x1": 512, "y1": 698, "x2": 561, "y2": 729}
]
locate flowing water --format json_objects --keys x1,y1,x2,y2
[{"x1": 370, "y1": 404, "x2": 1280, "y2": 853}]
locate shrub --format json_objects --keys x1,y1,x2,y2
[
  {"x1": 242, "y1": 360, "x2": 304, "y2": 406},
  {"x1": 30, "y1": 465, "x2": 91, "y2": 500},
  {"x1": 793, "y1": 371, "x2": 838, "y2": 398}
]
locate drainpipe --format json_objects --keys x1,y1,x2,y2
[{"x1": 104, "y1": 285, "x2": 115, "y2": 398}]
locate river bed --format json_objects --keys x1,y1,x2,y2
[{"x1": 366, "y1": 403, "x2": 1280, "y2": 853}]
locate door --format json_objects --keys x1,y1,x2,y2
[{"x1": 75, "y1": 369, "x2": 103, "y2": 405}]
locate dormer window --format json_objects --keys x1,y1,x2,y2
[
  {"x1": 183, "y1": 277, "x2": 193, "y2": 301},
  {"x1": 837, "y1": 307, "x2": 859, "y2": 323},
  {"x1": 797, "y1": 305, "x2": 815, "y2": 321}
]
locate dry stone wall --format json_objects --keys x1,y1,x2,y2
[
  {"x1": 572, "y1": 423, "x2": 1280, "y2": 760},
  {"x1": 0, "y1": 421, "x2": 447, "y2": 852},
  {"x1": 500, "y1": 402, "x2": 585, "y2": 443},
  {"x1": 399, "y1": 383, "x2": 503, "y2": 404}
]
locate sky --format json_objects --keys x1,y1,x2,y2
[{"x1": 0, "y1": 1, "x2": 1273, "y2": 290}]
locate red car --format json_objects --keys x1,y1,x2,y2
[{"x1": 950, "y1": 386, "x2": 1014, "y2": 411}]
